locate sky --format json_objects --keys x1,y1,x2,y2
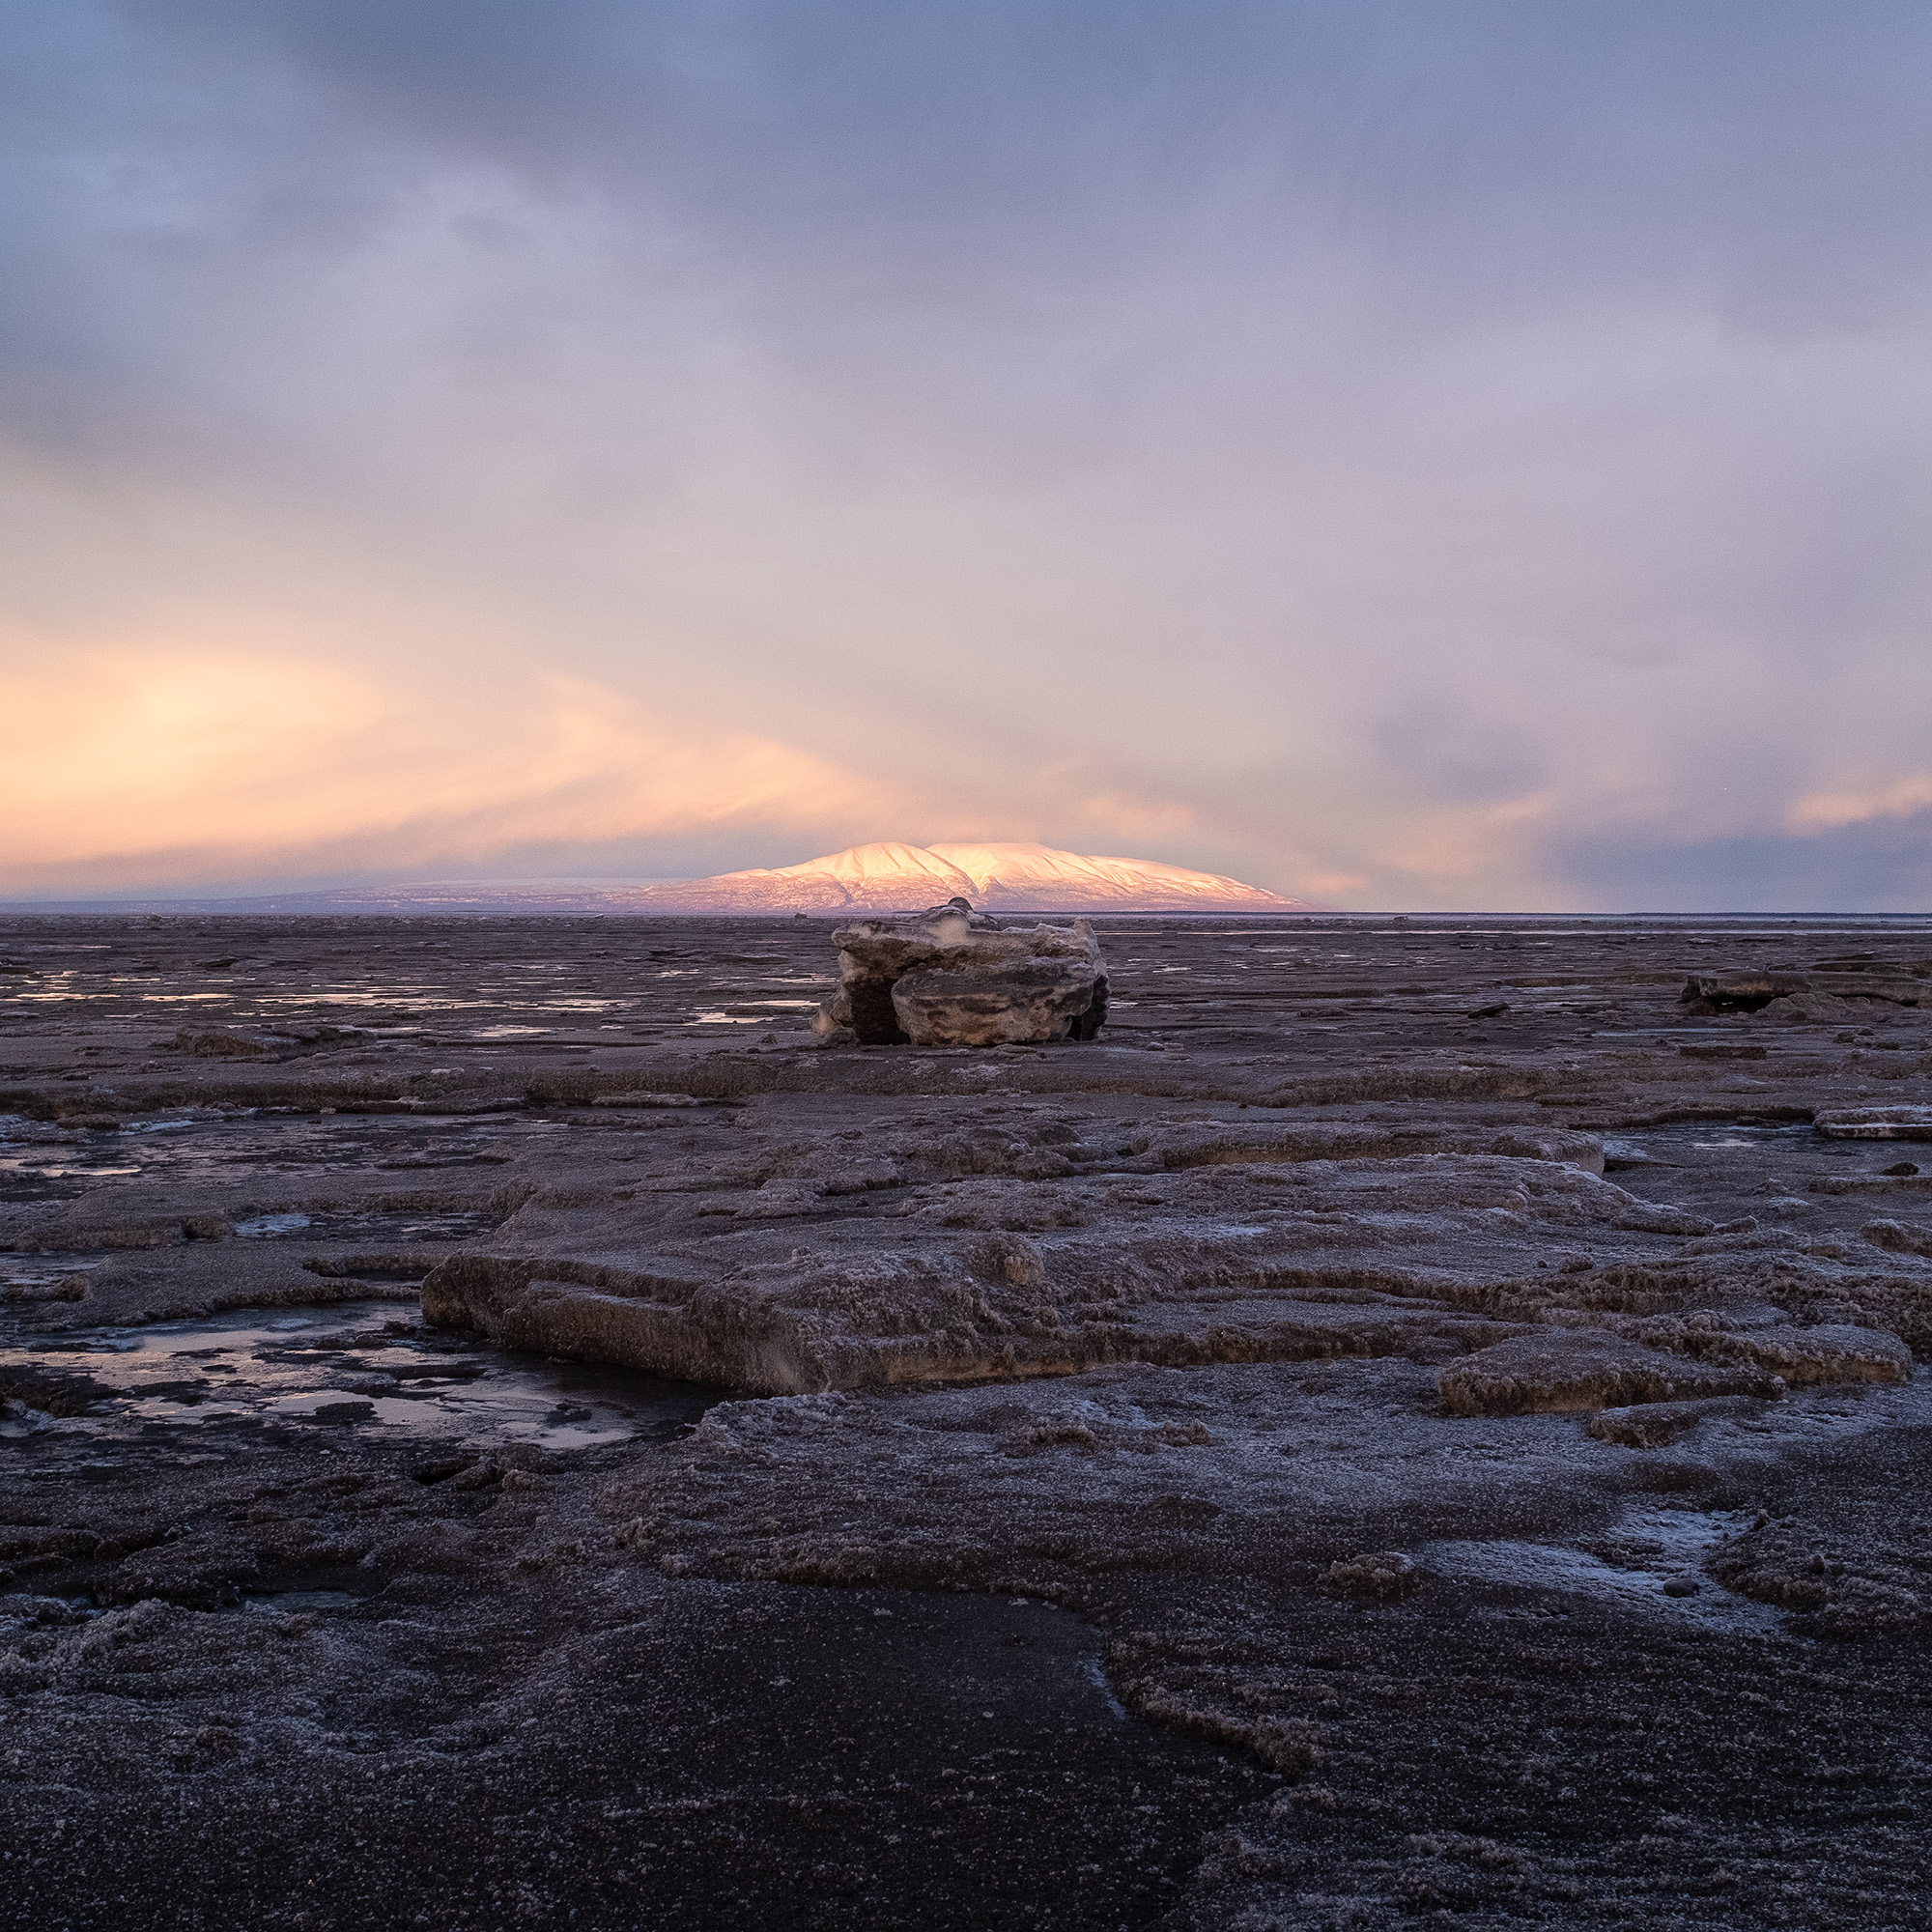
[{"x1": 4, "y1": 1, "x2": 1931, "y2": 911}]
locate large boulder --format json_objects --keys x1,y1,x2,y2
[{"x1": 814, "y1": 901, "x2": 1107, "y2": 1047}]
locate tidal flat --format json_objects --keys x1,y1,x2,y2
[{"x1": 3, "y1": 911, "x2": 1930, "y2": 1930}]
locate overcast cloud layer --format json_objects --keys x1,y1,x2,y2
[{"x1": 4, "y1": 1, "x2": 1930, "y2": 908}]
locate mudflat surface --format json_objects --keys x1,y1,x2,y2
[{"x1": 4, "y1": 912, "x2": 1932, "y2": 1929}]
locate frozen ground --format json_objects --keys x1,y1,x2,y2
[{"x1": 2, "y1": 912, "x2": 1930, "y2": 1929}]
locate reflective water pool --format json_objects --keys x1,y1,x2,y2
[{"x1": 1, "y1": 1298, "x2": 724, "y2": 1452}]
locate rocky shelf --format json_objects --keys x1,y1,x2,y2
[{"x1": 4, "y1": 909, "x2": 1931, "y2": 1929}]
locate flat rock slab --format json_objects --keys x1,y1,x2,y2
[
  {"x1": 602, "y1": 1352, "x2": 1932, "y2": 1605},
  {"x1": 1444, "y1": 1318, "x2": 1912, "y2": 1416},
  {"x1": 1439, "y1": 1331, "x2": 1787, "y2": 1414},
  {"x1": 421, "y1": 1116, "x2": 1932, "y2": 1391}
]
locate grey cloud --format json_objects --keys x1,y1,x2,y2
[
  {"x1": 1555, "y1": 814, "x2": 1932, "y2": 916},
  {"x1": 1368, "y1": 696, "x2": 1547, "y2": 808},
  {"x1": 4, "y1": 2, "x2": 1931, "y2": 904}
]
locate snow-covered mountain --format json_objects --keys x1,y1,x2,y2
[
  {"x1": 72, "y1": 843, "x2": 1317, "y2": 914},
  {"x1": 614, "y1": 842, "x2": 1312, "y2": 913}
]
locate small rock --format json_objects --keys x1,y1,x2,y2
[
  {"x1": 1861, "y1": 1219, "x2": 1932, "y2": 1259},
  {"x1": 1585, "y1": 1399, "x2": 1760, "y2": 1449},
  {"x1": 1323, "y1": 1551, "x2": 1420, "y2": 1600}
]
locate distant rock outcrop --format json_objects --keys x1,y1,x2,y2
[{"x1": 619, "y1": 841, "x2": 1309, "y2": 914}]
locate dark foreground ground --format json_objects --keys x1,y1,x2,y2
[{"x1": 3, "y1": 912, "x2": 1931, "y2": 1930}]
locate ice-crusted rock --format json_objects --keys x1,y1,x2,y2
[
  {"x1": 813, "y1": 905, "x2": 1107, "y2": 1047},
  {"x1": 1584, "y1": 1396, "x2": 1769, "y2": 1447},
  {"x1": 1864, "y1": 1217, "x2": 1932, "y2": 1256},
  {"x1": 1709, "y1": 1513, "x2": 1929, "y2": 1634},
  {"x1": 418, "y1": 1138, "x2": 1858, "y2": 1393},
  {"x1": 1438, "y1": 1331, "x2": 1786, "y2": 1414},
  {"x1": 175, "y1": 1027, "x2": 272, "y2": 1057},
  {"x1": 892, "y1": 959, "x2": 1106, "y2": 1048},
  {"x1": 1680, "y1": 972, "x2": 1813, "y2": 1013},
  {"x1": 1818, "y1": 1105, "x2": 1932, "y2": 1140},
  {"x1": 1720, "y1": 1321, "x2": 1912, "y2": 1383}
]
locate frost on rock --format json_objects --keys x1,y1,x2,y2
[{"x1": 812, "y1": 901, "x2": 1108, "y2": 1047}]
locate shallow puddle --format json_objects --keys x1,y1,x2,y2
[
  {"x1": 242, "y1": 1587, "x2": 361, "y2": 1614},
  {"x1": 0, "y1": 1108, "x2": 573, "y2": 1194},
  {"x1": 1603, "y1": 1120, "x2": 1885, "y2": 1174},
  {"x1": 0, "y1": 1252, "x2": 102, "y2": 1297},
  {"x1": 1, "y1": 1298, "x2": 724, "y2": 1451}
]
